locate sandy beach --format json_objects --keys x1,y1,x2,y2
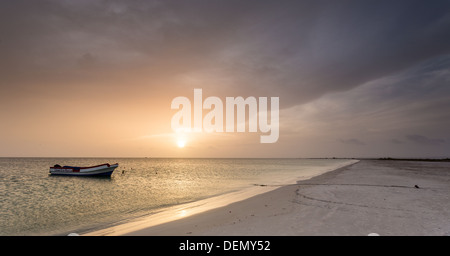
[{"x1": 85, "y1": 160, "x2": 450, "y2": 236}]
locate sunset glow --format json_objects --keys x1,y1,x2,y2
[
  {"x1": 0, "y1": 1, "x2": 449, "y2": 158},
  {"x1": 177, "y1": 140, "x2": 186, "y2": 148}
]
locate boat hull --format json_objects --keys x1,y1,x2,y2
[{"x1": 49, "y1": 163, "x2": 119, "y2": 177}]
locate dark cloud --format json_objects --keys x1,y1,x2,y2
[
  {"x1": 339, "y1": 139, "x2": 365, "y2": 146},
  {"x1": 406, "y1": 135, "x2": 446, "y2": 146},
  {"x1": 1, "y1": 0, "x2": 450, "y2": 107}
]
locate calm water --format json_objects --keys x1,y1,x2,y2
[{"x1": 0, "y1": 158, "x2": 349, "y2": 235}]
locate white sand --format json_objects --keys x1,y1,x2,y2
[{"x1": 85, "y1": 160, "x2": 450, "y2": 236}]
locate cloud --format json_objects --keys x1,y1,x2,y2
[
  {"x1": 1, "y1": 0, "x2": 450, "y2": 108},
  {"x1": 406, "y1": 135, "x2": 446, "y2": 146},
  {"x1": 339, "y1": 139, "x2": 365, "y2": 146}
]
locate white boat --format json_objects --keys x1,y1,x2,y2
[{"x1": 49, "y1": 163, "x2": 119, "y2": 176}]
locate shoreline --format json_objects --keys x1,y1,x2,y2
[
  {"x1": 85, "y1": 159, "x2": 450, "y2": 236},
  {"x1": 83, "y1": 160, "x2": 359, "y2": 236}
]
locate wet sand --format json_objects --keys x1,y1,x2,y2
[{"x1": 86, "y1": 160, "x2": 450, "y2": 236}]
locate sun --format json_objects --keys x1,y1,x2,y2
[{"x1": 177, "y1": 140, "x2": 186, "y2": 148}]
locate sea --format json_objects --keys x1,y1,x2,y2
[{"x1": 0, "y1": 158, "x2": 352, "y2": 236}]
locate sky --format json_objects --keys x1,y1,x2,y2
[{"x1": 1, "y1": 0, "x2": 450, "y2": 158}]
